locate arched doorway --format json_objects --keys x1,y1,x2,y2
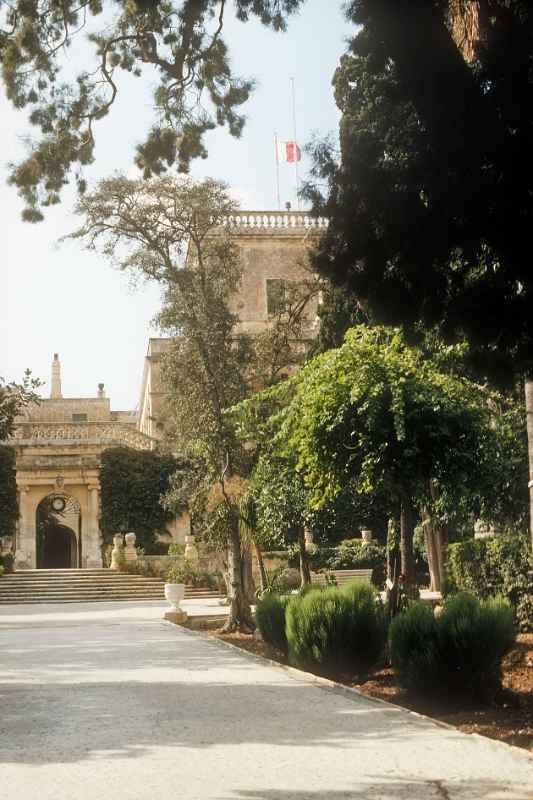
[{"x1": 36, "y1": 494, "x2": 81, "y2": 569}]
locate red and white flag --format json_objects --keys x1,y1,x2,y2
[{"x1": 277, "y1": 140, "x2": 302, "y2": 163}]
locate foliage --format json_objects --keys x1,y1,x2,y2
[
  {"x1": 255, "y1": 593, "x2": 292, "y2": 655},
  {"x1": 285, "y1": 581, "x2": 386, "y2": 677},
  {"x1": 306, "y1": 2, "x2": 533, "y2": 382},
  {"x1": 168, "y1": 542, "x2": 185, "y2": 557},
  {"x1": 285, "y1": 326, "x2": 499, "y2": 516},
  {"x1": 0, "y1": 446, "x2": 18, "y2": 538},
  {"x1": 0, "y1": 553, "x2": 15, "y2": 574},
  {"x1": 71, "y1": 174, "x2": 259, "y2": 631},
  {"x1": 447, "y1": 533, "x2": 533, "y2": 632},
  {"x1": 1, "y1": 0, "x2": 305, "y2": 219},
  {"x1": 99, "y1": 446, "x2": 180, "y2": 552},
  {"x1": 390, "y1": 593, "x2": 516, "y2": 702},
  {"x1": 165, "y1": 559, "x2": 220, "y2": 589},
  {"x1": 310, "y1": 540, "x2": 386, "y2": 588},
  {"x1": 0, "y1": 371, "x2": 42, "y2": 441}
]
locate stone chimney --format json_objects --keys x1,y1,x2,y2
[
  {"x1": 50, "y1": 353, "x2": 62, "y2": 399},
  {"x1": 97, "y1": 382, "x2": 106, "y2": 398}
]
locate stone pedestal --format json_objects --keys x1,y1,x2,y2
[
  {"x1": 361, "y1": 528, "x2": 373, "y2": 544},
  {"x1": 124, "y1": 532, "x2": 138, "y2": 563},
  {"x1": 163, "y1": 610, "x2": 188, "y2": 624},
  {"x1": 110, "y1": 534, "x2": 124, "y2": 570},
  {"x1": 304, "y1": 529, "x2": 316, "y2": 554},
  {"x1": 184, "y1": 534, "x2": 199, "y2": 562}
]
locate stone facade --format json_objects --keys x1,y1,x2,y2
[
  {"x1": 137, "y1": 211, "x2": 326, "y2": 440},
  {"x1": 9, "y1": 355, "x2": 155, "y2": 570},
  {"x1": 7, "y1": 212, "x2": 326, "y2": 571}
]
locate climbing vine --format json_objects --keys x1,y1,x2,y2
[{"x1": 99, "y1": 447, "x2": 182, "y2": 552}]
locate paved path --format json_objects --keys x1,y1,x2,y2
[{"x1": 1, "y1": 602, "x2": 532, "y2": 800}]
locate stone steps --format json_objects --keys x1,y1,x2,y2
[{"x1": 0, "y1": 569, "x2": 225, "y2": 604}]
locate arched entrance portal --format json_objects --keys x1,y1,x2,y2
[{"x1": 36, "y1": 494, "x2": 82, "y2": 569}]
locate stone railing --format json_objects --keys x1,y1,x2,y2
[
  {"x1": 10, "y1": 422, "x2": 155, "y2": 451},
  {"x1": 226, "y1": 211, "x2": 328, "y2": 231}
]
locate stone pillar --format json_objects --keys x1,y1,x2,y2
[
  {"x1": 110, "y1": 534, "x2": 124, "y2": 570},
  {"x1": 361, "y1": 527, "x2": 373, "y2": 544},
  {"x1": 124, "y1": 532, "x2": 138, "y2": 563},
  {"x1": 84, "y1": 485, "x2": 103, "y2": 568},
  {"x1": 184, "y1": 534, "x2": 199, "y2": 562},
  {"x1": 304, "y1": 528, "x2": 316, "y2": 554},
  {"x1": 15, "y1": 486, "x2": 36, "y2": 569}
]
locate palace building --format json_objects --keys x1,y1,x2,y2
[{"x1": 8, "y1": 211, "x2": 326, "y2": 569}]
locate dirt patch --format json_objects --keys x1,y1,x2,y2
[{"x1": 182, "y1": 618, "x2": 533, "y2": 754}]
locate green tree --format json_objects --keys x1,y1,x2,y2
[
  {"x1": 0, "y1": 446, "x2": 18, "y2": 539},
  {"x1": 0, "y1": 372, "x2": 41, "y2": 440},
  {"x1": 304, "y1": 1, "x2": 533, "y2": 544},
  {"x1": 69, "y1": 174, "x2": 255, "y2": 631},
  {"x1": 99, "y1": 446, "x2": 180, "y2": 551},
  {"x1": 0, "y1": 0, "x2": 304, "y2": 220},
  {"x1": 281, "y1": 325, "x2": 506, "y2": 595}
]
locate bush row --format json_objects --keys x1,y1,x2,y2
[
  {"x1": 447, "y1": 532, "x2": 533, "y2": 631},
  {"x1": 256, "y1": 585, "x2": 516, "y2": 701}
]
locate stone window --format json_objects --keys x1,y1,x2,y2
[
  {"x1": 72, "y1": 413, "x2": 88, "y2": 423},
  {"x1": 266, "y1": 278, "x2": 288, "y2": 315}
]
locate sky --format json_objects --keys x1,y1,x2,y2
[{"x1": 2, "y1": 2, "x2": 352, "y2": 410}]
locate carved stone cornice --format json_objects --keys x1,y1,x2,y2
[{"x1": 8, "y1": 422, "x2": 155, "y2": 451}]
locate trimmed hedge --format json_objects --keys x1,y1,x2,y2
[
  {"x1": 286, "y1": 582, "x2": 387, "y2": 677},
  {"x1": 390, "y1": 593, "x2": 515, "y2": 701},
  {"x1": 311, "y1": 540, "x2": 386, "y2": 588},
  {"x1": 447, "y1": 533, "x2": 533, "y2": 631},
  {"x1": 256, "y1": 593, "x2": 292, "y2": 654}
]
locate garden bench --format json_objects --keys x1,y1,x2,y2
[{"x1": 310, "y1": 568, "x2": 373, "y2": 587}]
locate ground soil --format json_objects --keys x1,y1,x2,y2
[{"x1": 181, "y1": 617, "x2": 533, "y2": 754}]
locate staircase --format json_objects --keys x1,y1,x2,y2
[{"x1": 0, "y1": 569, "x2": 225, "y2": 604}]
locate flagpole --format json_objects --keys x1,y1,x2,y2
[
  {"x1": 290, "y1": 76, "x2": 300, "y2": 210},
  {"x1": 274, "y1": 131, "x2": 281, "y2": 210}
]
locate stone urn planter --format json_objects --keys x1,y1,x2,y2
[
  {"x1": 164, "y1": 582, "x2": 185, "y2": 611},
  {"x1": 361, "y1": 528, "x2": 373, "y2": 544}
]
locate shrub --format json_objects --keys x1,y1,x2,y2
[
  {"x1": 168, "y1": 542, "x2": 185, "y2": 556},
  {"x1": 0, "y1": 552, "x2": 15, "y2": 574},
  {"x1": 255, "y1": 593, "x2": 292, "y2": 654},
  {"x1": 311, "y1": 540, "x2": 386, "y2": 588},
  {"x1": 389, "y1": 602, "x2": 443, "y2": 695},
  {"x1": 390, "y1": 593, "x2": 516, "y2": 701},
  {"x1": 447, "y1": 532, "x2": 533, "y2": 631},
  {"x1": 166, "y1": 560, "x2": 219, "y2": 589},
  {"x1": 286, "y1": 582, "x2": 386, "y2": 677}
]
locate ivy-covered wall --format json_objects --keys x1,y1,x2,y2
[
  {"x1": 99, "y1": 447, "x2": 180, "y2": 553},
  {"x1": 0, "y1": 446, "x2": 18, "y2": 538}
]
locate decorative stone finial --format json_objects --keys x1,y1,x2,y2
[
  {"x1": 50, "y1": 353, "x2": 62, "y2": 399},
  {"x1": 97, "y1": 382, "x2": 105, "y2": 398}
]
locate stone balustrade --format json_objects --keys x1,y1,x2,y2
[
  {"x1": 226, "y1": 211, "x2": 329, "y2": 231},
  {"x1": 9, "y1": 422, "x2": 155, "y2": 451}
]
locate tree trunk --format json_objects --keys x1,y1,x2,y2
[
  {"x1": 526, "y1": 378, "x2": 533, "y2": 550},
  {"x1": 241, "y1": 544, "x2": 256, "y2": 605},
  {"x1": 400, "y1": 494, "x2": 416, "y2": 597},
  {"x1": 423, "y1": 510, "x2": 443, "y2": 593},
  {"x1": 297, "y1": 527, "x2": 311, "y2": 587},
  {"x1": 254, "y1": 542, "x2": 268, "y2": 593},
  {"x1": 386, "y1": 516, "x2": 401, "y2": 583},
  {"x1": 222, "y1": 516, "x2": 255, "y2": 633}
]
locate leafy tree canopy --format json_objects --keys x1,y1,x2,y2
[
  {"x1": 0, "y1": 371, "x2": 42, "y2": 441},
  {"x1": 0, "y1": 0, "x2": 304, "y2": 220},
  {"x1": 306, "y1": 1, "x2": 533, "y2": 381},
  {"x1": 0, "y1": 446, "x2": 18, "y2": 538},
  {"x1": 281, "y1": 325, "x2": 520, "y2": 527}
]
